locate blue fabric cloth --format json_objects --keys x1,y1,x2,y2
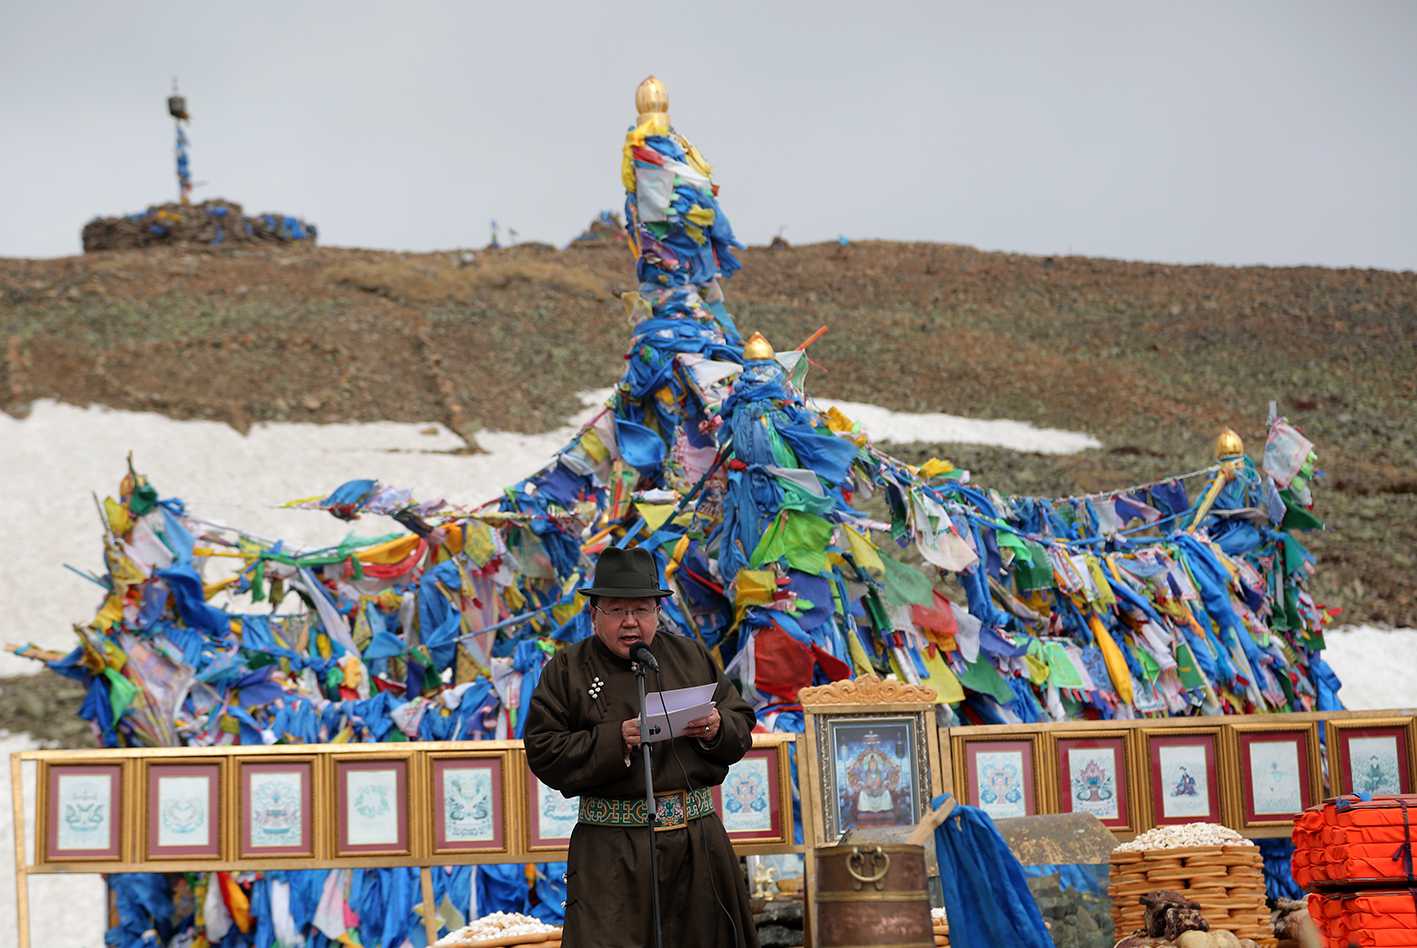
[
  {"x1": 932, "y1": 796, "x2": 1052, "y2": 948},
  {"x1": 105, "y1": 874, "x2": 175, "y2": 947},
  {"x1": 1258, "y1": 838, "x2": 1305, "y2": 902},
  {"x1": 475, "y1": 864, "x2": 530, "y2": 915}
]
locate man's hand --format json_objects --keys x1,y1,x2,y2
[
  {"x1": 684, "y1": 704, "x2": 721, "y2": 743},
  {"x1": 621, "y1": 717, "x2": 641, "y2": 753}
]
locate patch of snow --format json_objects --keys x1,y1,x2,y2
[
  {"x1": 813, "y1": 397, "x2": 1103, "y2": 455},
  {"x1": 1323, "y1": 624, "x2": 1417, "y2": 710},
  {"x1": 1, "y1": 732, "x2": 108, "y2": 947}
]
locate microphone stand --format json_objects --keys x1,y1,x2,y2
[{"x1": 636, "y1": 661, "x2": 665, "y2": 948}]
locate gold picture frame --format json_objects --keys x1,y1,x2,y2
[
  {"x1": 1138, "y1": 724, "x2": 1230, "y2": 830},
  {"x1": 331, "y1": 750, "x2": 416, "y2": 861},
  {"x1": 1325, "y1": 714, "x2": 1417, "y2": 799},
  {"x1": 949, "y1": 729, "x2": 1049, "y2": 822},
  {"x1": 1225, "y1": 719, "x2": 1321, "y2": 835},
  {"x1": 425, "y1": 744, "x2": 517, "y2": 861},
  {"x1": 715, "y1": 732, "x2": 797, "y2": 853},
  {"x1": 1046, "y1": 727, "x2": 1142, "y2": 835},
  {"x1": 798, "y1": 677, "x2": 942, "y2": 848}
]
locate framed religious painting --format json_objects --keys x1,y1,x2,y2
[
  {"x1": 1328, "y1": 716, "x2": 1416, "y2": 798},
  {"x1": 1142, "y1": 727, "x2": 1225, "y2": 827},
  {"x1": 954, "y1": 735, "x2": 1044, "y2": 822},
  {"x1": 429, "y1": 750, "x2": 510, "y2": 856},
  {"x1": 1229, "y1": 720, "x2": 1321, "y2": 831},
  {"x1": 522, "y1": 758, "x2": 580, "y2": 854},
  {"x1": 40, "y1": 761, "x2": 125, "y2": 863},
  {"x1": 711, "y1": 735, "x2": 794, "y2": 847},
  {"x1": 799, "y1": 678, "x2": 942, "y2": 847},
  {"x1": 334, "y1": 755, "x2": 411, "y2": 857},
  {"x1": 237, "y1": 757, "x2": 318, "y2": 859},
  {"x1": 1050, "y1": 730, "x2": 1137, "y2": 833},
  {"x1": 144, "y1": 760, "x2": 223, "y2": 860}
]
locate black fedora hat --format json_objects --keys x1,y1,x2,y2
[{"x1": 579, "y1": 547, "x2": 671, "y2": 599}]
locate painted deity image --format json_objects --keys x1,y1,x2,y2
[
  {"x1": 724, "y1": 768, "x2": 768, "y2": 817},
  {"x1": 1358, "y1": 753, "x2": 1400, "y2": 795},
  {"x1": 61, "y1": 781, "x2": 107, "y2": 838},
  {"x1": 832, "y1": 722, "x2": 916, "y2": 831},
  {"x1": 980, "y1": 758, "x2": 1024, "y2": 807},
  {"x1": 1171, "y1": 766, "x2": 1199, "y2": 797},
  {"x1": 1073, "y1": 757, "x2": 1115, "y2": 804},
  {"x1": 443, "y1": 770, "x2": 494, "y2": 842},
  {"x1": 162, "y1": 796, "x2": 203, "y2": 835},
  {"x1": 250, "y1": 773, "x2": 302, "y2": 845}
]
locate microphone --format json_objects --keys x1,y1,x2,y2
[{"x1": 630, "y1": 642, "x2": 659, "y2": 672}]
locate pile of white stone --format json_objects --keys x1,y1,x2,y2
[
  {"x1": 433, "y1": 911, "x2": 561, "y2": 947},
  {"x1": 1114, "y1": 823, "x2": 1253, "y2": 852}
]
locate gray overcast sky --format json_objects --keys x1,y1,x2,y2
[{"x1": 2, "y1": 1, "x2": 1413, "y2": 268}]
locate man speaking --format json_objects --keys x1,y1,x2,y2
[{"x1": 524, "y1": 547, "x2": 760, "y2": 948}]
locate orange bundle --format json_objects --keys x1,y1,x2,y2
[
  {"x1": 1292, "y1": 795, "x2": 1417, "y2": 888},
  {"x1": 1308, "y1": 891, "x2": 1417, "y2": 947}
]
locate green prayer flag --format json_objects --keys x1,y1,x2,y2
[
  {"x1": 863, "y1": 591, "x2": 891, "y2": 634},
  {"x1": 880, "y1": 554, "x2": 935, "y2": 608},
  {"x1": 250, "y1": 559, "x2": 267, "y2": 603},
  {"x1": 749, "y1": 510, "x2": 833, "y2": 575},
  {"x1": 129, "y1": 483, "x2": 159, "y2": 516},
  {"x1": 1174, "y1": 641, "x2": 1206, "y2": 690},
  {"x1": 1014, "y1": 541, "x2": 1054, "y2": 592},
  {"x1": 103, "y1": 667, "x2": 138, "y2": 720},
  {"x1": 956, "y1": 655, "x2": 1016, "y2": 705},
  {"x1": 1043, "y1": 642, "x2": 1085, "y2": 689},
  {"x1": 1135, "y1": 644, "x2": 1161, "y2": 683}
]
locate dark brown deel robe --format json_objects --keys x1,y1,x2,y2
[{"x1": 524, "y1": 628, "x2": 761, "y2": 948}]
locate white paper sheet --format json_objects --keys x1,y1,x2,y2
[{"x1": 639, "y1": 683, "x2": 717, "y2": 743}]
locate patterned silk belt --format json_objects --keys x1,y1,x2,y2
[{"x1": 577, "y1": 787, "x2": 715, "y2": 832}]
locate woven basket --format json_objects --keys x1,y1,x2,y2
[{"x1": 1108, "y1": 844, "x2": 1274, "y2": 947}]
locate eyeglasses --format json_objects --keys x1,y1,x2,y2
[{"x1": 595, "y1": 605, "x2": 658, "y2": 621}]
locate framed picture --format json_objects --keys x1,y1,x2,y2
[
  {"x1": 430, "y1": 753, "x2": 508, "y2": 855},
  {"x1": 958, "y1": 737, "x2": 1041, "y2": 821},
  {"x1": 335, "y1": 757, "x2": 410, "y2": 857},
  {"x1": 799, "y1": 678, "x2": 941, "y2": 847},
  {"x1": 145, "y1": 761, "x2": 222, "y2": 860},
  {"x1": 523, "y1": 765, "x2": 579, "y2": 853},
  {"x1": 238, "y1": 758, "x2": 316, "y2": 858},
  {"x1": 712, "y1": 741, "x2": 791, "y2": 845},
  {"x1": 1144, "y1": 729, "x2": 1223, "y2": 826},
  {"x1": 1052, "y1": 731, "x2": 1135, "y2": 832},
  {"x1": 42, "y1": 762, "x2": 124, "y2": 862},
  {"x1": 1330, "y1": 717, "x2": 1415, "y2": 798},
  {"x1": 821, "y1": 714, "x2": 930, "y2": 840},
  {"x1": 1231, "y1": 722, "x2": 1320, "y2": 829}
]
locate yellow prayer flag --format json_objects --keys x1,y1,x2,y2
[
  {"x1": 921, "y1": 649, "x2": 965, "y2": 704},
  {"x1": 918, "y1": 458, "x2": 956, "y2": 480},
  {"x1": 843, "y1": 526, "x2": 885, "y2": 579},
  {"x1": 1087, "y1": 612, "x2": 1134, "y2": 705},
  {"x1": 102, "y1": 496, "x2": 132, "y2": 536}
]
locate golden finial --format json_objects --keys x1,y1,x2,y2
[
  {"x1": 743, "y1": 332, "x2": 775, "y2": 361},
  {"x1": 635, "y1": 75, "x2": 669, "y2": 124},
  {"x1": 1214, "y1": 427, "x2": 1245, "y2": 460}
]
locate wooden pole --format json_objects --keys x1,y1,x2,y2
[
  {"x1": 11, "y1": 753, "x2": 31, "y2": 948},
  {"x1": 419, "y1": 866, "x2": 439, "y2": 945}
]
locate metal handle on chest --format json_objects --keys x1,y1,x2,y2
[{"x1": 846, "y1": 846, "x2": 890, "y2": 890}]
